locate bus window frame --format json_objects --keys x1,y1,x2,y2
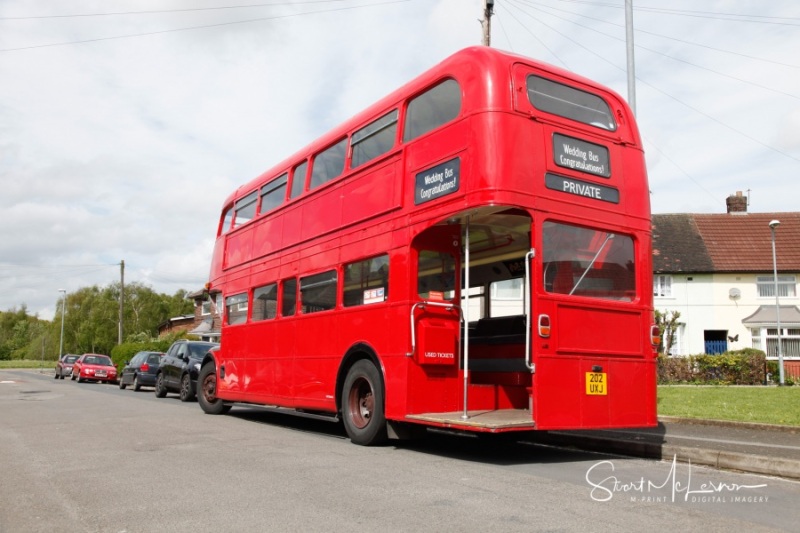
[
  {"x1": 402, "y1": 77, "x2": 463, "y2": 143},
  {"x1": 290, "y1": 161, "x2": 308, "y2": 200},
  {"x1": 350, "y1": 110, "x2": 399, "y2": 170},
  {"x1": 259, "y1": 173, "x2": 289, "y2": 216},
  {"x1": 233, "y1": 191, "x2": 258, "y2": 229},
  {"x1": 309, "y1": 138, "x2": 348, "y2": 191}
]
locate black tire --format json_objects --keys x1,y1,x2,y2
[
  {"x1": 154, "y1": 372, "x2": 167, "y2": 398},
  {"x1": 341, "y1": 360, "x2": 387, "y2": 446},
  {"x1": 133, "y1": 375, "x2": 141, "y2": 392},
  {"x1": 119, "y1": 378, "x2": 126, "y2": 389},
  {"x1": 198, "y1": 363, "x2": 231, "y2": 415},
  {"x1": 179, "y1": 374, "x2": 195, "y2": 402}
]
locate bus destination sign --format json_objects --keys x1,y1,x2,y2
[
  {"x1": 546, "y1": 173, "x2": 620, "y2": 204},
  {"x1": 415, "y1": 157, "x2": 461, "y2": 205},
  {"x1": 553, "y1": 133, "x2": 610, "y2": 178}
]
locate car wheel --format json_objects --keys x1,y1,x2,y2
[
  {"x1": 179, "y1": 374, "x2": 195, "y2": 402},
  {"x1": 133, "y1": 375, "x2": 141, "y2": 392},
  {"x1": 341, "y1": 360, "x2": 387, "y2": 446},
  {"x1": 154, "y1": 372, "x2": 167, "y2": 398},
  {"x1": 119, "y1": 378, "x2": 126, "y2": 389},
  {"x1": 198, "y1": 362, "x2": 231, "y2": 415}
]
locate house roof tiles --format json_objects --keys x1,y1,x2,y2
[{"x1": 652, "y1": 212, "x2": 800, "y2": 274}]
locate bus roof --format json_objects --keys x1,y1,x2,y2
[{"x1": 224, "y1": 46, "x2": 637, "y2": 207}]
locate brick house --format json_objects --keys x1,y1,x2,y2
[
  {"x1": 157, "y1": 289, "x2": 221, "y2": 341},
  {"x1": 652, "y1": 192, "x2": 800, "y2": 377}
]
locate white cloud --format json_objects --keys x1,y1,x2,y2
[{"x1": 1, "y1": 0, "x2": 798, "y2": 318}]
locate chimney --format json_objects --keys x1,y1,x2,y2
[{"x1": 726, "y1": 191, "x2": 747, "y2": 214}]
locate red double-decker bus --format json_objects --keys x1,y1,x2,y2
[{"x1": 198, "y1": 46, "x2": 659, "y2": 445}]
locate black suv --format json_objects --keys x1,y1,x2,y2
[{"x1": 155, "y1": 340, "x2": 219, "y2": 402}]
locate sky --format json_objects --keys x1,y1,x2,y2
[{"x1": 1, "y1": 0, "x2": 798, "y2": 320}]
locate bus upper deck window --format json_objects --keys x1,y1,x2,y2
[
  {"x1": 310, "y1": 138, "x2": 347, "y2": 190},
  {"x1": 403, "y1": 79, "x2": 462, "y2": 142},
  {"x1": 233, "y1": 191, "x2": 258, "y2": 228},
  {"x1": 527, "y1": 76, "x2": 616, "y2": 131}
]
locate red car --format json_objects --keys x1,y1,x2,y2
[
  {"x1": 71, "y1": 353, "x2": 118, "y2": 384},
  {"x1": 54, "y1": 354, "x2": 79, "y2": 380}
]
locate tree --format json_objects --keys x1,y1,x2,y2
[{"x1": 655, "y1": 309, "x2": 682, "y2": 356}]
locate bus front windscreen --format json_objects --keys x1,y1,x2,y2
[{"x1": 542, "y1": 221, "x2": 635, "y2": 301}]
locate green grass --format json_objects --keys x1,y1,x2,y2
[
  {"x1": 0, "y1": 360, "x2": 55, "y2": 370},
  {"x1": 658, "y1": 385, "x2": 800, "y2": 427}
]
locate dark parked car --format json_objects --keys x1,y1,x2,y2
[
  {"x1": 119, "y1": 351, "x2": 164, "y2": 391},
  {"x1": 71, "y1": 353, "x2": 118, "y2": 383},
  {"x1": 155, "y1": 340, "x2": 219, "y2": 401},
  {"x1": 54, "y1": 354, "x2": 79, "y2": 379}
]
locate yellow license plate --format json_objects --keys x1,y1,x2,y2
[{"x1": 586, "y1": 372, "x2": 607, "y2": 395}]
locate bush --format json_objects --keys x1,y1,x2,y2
[{"x1": 657, "y1": 348, "x2": 767, "y2": 385}]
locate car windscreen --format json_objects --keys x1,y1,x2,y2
[{"x1": 188, "y1": 344, "x2": 217, "y2": 358}]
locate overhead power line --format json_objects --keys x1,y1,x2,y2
[
  {"x1": 0, "y1": 0, "x2": 411, "y2": 52},
  {"x1": 0, "y1": 0, "x2": 354, "y2": 20}
]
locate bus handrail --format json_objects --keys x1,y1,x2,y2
[
  {"x1": 524, "y1": 249, "x2": 536, "y2": 372},
  {"x1": 407, "y1": 301, "x2": 463, "y2": 358}
]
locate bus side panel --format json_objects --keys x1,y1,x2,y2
[
  {"x1": 251, "y1": 216, "x2": 284, "y2": 259},
  {"x1": 224, "y1": 226, "x2": 254, "y2": 271},
  {"x1": 292, "y1": 314, "x2": 340, "y2": 410},
  {"x1": 341, "y1": 158, "x2": 402, "y2": 226},
  {"x1": 300, "y1": 184, "x2": 344, "y2": 243}
]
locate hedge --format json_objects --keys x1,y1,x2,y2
[{"x1": 657, "y1": 348, "x2": 770, "y2": 385}]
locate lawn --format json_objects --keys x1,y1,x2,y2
[
  {"x1": 0, "y1": 360, "x2": 52, "y2": 370},
  {"x1": 658, "y1": 385, "x2": 800, "y2": 427}
]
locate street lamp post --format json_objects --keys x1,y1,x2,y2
[
  {"x1": 58, "y1": 289, "x2": 66, "y2": 361},
  {"x1": 769, "y1": 220, "x2": 785, "y2": 385}
]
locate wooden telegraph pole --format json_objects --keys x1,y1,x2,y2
[{"x1": 482, "y1": 0, "x2": 494, "y2": 46}]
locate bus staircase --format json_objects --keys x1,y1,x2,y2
[{"x1": 407, "y1": 315, "x2": 536, "y2": 432}]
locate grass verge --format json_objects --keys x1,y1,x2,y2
[
  {"x1": 658, "y1": 385, "x2": 800, "y2": 427},
  {"x1": 0, "y1": 360, "x2": 55, "y2": 370}
]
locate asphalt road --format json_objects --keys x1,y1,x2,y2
[{"x1": 2, "y1": 369, "x2": 799, "y2": 532}]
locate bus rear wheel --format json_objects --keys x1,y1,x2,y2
[
  {"x1": 198, "y1": 363, "x2": 231, "y2": 415},
  {"x1": 342, "y1": 360, "x2": 386, "y2": 446}
]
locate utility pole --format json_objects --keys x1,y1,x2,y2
[
  {"x1": 481, "y1": 0, "x2": 494, "y2": 47},
  {"x1": 119, "y1": 259, "x2": 125, "y2": 345},
  {"x1": 625, "y1": 0, "x2": 637, "y2": 116}
]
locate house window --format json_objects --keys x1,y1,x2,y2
[
  {"x1": 202, "y1": 294, "x2": 222, "y2": 316},
  {"x1": 654, "y1": 275, "x2": 672, "y2": 298},
  {"x1": 757, "y1": 275, "x2": 796, "y2": 298},
  {"x1": 751, "y1": 326, "x2": 800, "y2": 359}
]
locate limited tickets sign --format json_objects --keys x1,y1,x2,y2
[
  {"x1": 414, "y1": 158, "x2": 460, "y2": 205},
  {"x1": 553, "y1": 133, "x2": 610, "y2": 178}
]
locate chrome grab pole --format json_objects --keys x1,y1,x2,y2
[
  {"x1": 462, "y1": 217, "x2": 471, "y2": 420},
  {"x1": 524, "y1": 249, "x2": 536, "y2": 372}
]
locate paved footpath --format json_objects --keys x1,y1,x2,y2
[{"x1": 533, "y1": 416, "x2": 800, "y2": 481}]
